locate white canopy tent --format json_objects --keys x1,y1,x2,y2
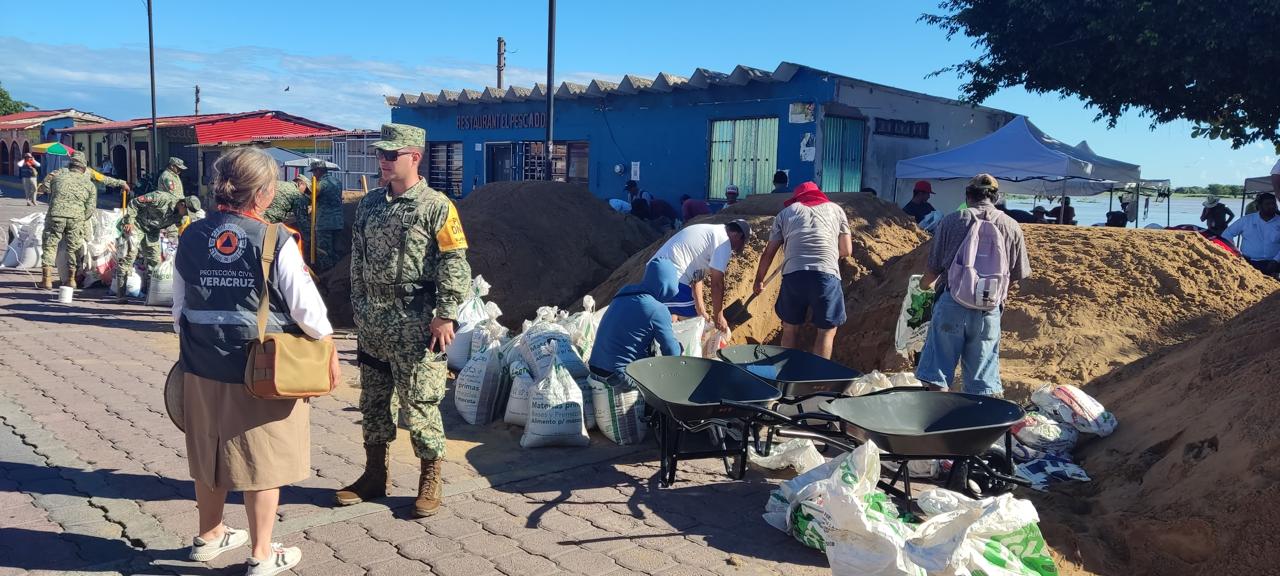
[
  {"x1": 1245, "y1": 176, "x2": 1274, "y2": 194},
  {"x1": 894, "y1": 117, "x2": 1141, "y2": 211}
]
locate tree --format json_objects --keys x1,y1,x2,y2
[
  {"x1": 0, "y1": 82, "x2": 32, "y2": 116},
  {"x1": 923, "y1": 1, "x2": 1280, "y2": 150}
]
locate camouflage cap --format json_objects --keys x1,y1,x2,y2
[
  {"x1": 309, "y1": 158, "x2": 329, "y2": 170},
  {"x1": 370, "y1": 123, "x2": 425, "y2": 151},
  {"x1": 169, "y1": 156, "x2": 187, "y2": 170},
  {"x1": 183, "y1": 195, "x2": 202, "y2": 212},
  {"x1": 69, "y1": 151, "x2": 87, "y2": 166}
]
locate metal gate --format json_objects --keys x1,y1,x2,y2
[
  {"x1": 820, "y1": 116, "x2": 865, "y2": 192},
  {"x1": 708, "y1": 117, "x2": 778, "y2": 200}
]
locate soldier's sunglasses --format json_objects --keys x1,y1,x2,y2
[{"x1": 378, "y1": 150, "x2": 411, "y2": 162}]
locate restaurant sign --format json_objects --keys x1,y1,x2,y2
[{"x1": 457, "y1": 112, "x2": 547, "y2": 131}]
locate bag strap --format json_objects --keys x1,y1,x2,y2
[{"x1": 256, "y1": 223, "x2": 281, "y2": 341}]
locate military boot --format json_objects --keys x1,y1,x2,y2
[
  {"x1": 65, "y1": 265, "x2": 77, "y2": 289},
  {"x1": 414, "y1": 458, "x2": 443, "y2": 517},
  {"x1": 39, "y1": 266, "x2": 54, "y2": 290},
  {"x1": 334, "y1": 444, "x2": 389, "y2": 506},
  {"x1": 115, "y1": 274, "x2": 129, "y2": 302}
]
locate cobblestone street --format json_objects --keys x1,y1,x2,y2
[{"x1": 0, "y1": 184, "x2": 828, "y2": 576}]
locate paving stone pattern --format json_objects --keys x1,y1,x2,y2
[{"x1": 0, "y1": 187, "x2": 830, "y2": 575}]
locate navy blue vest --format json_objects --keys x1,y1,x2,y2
[{"x1": 176, "y1": 211, "x2": 298, "y2": 383}]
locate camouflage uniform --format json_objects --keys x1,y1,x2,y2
[
  {"x1": 38, "y1": 155, "x2": 127, "y2": 270},
  {"x1": 119, "y1": 191, "x2": 193, "y2": 280},
  {"x1": 264, "y1": 180, "x2": 305, "y2": 224},
  {"x1": 297, "y1": 171, "x2": 345, "y2": 271},
  {"x1": 156, "y1": 158, "x2": 185, "y2": 196},
  {"x1": 351, "y1": 171, "x2": 471, "y2": 461}
]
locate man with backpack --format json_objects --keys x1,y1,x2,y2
[{"x1": 915, "y1": 174, "x2": 1031, "y2": 397}]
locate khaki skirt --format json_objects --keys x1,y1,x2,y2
[{"x1": 184, "y1": 373, "x2": 310, "y2": 492}]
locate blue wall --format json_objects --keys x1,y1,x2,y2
[{"x1": 391, "y1": 68, "x2": 838, "y2": 206}]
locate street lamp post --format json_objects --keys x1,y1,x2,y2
[
  {"x1": 147, "y1": 0, "x2": 158, "y2": 172},
  {"x1": 545, "y1": 0, "x2": 555, "y2": 181}
]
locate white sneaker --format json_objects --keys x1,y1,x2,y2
[
  {"x1": 189, "y1": 526, "x2": 249, "y2": 561},
  {"x1": 245, "y1": 543, "x2": 302, "y2": 576}
]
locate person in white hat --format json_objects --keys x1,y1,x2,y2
[{"x1": 1200, "y1": 195, "x2": 1235, "y2": 237}]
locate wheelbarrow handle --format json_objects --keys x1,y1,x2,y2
[
  {"x1": 720, "y1": 400, "x2": 795, "y2": 425},
  {"x1": 776, "y1": 391, "x2": 846, "y2": 405}
]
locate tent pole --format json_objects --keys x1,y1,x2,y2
[
  {"x1": 1109, "y1": 189, "x2": 1114, "y2": 211},
  {"x1": 1166, "y1": 189, "x2": 1171, "y2": 227}
]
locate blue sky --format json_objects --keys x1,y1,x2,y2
[{"x1": 2, "y1": 0, "x2": 1273, "y2": 186}]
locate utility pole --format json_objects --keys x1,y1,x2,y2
[
  {"x1": 545, "y1": 0, "x2": 555, "y2": 181},
  {"x1": 497, "y1": 37, "x2": 506, "y2": 90},
  {"x1": 194, "y1": 85, "x2": 200, "y2": 115},
  {"x1": 147, "y1": 0, "x2": 158, "y2": 171}
]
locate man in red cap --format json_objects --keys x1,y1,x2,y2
[
  {"x1": 753, "y1": 182, "x2": 851, "y2": 359},
  {"x1": 903, "y1": 180, "x2": 937, "y2": 224}
]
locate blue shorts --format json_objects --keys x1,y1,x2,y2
[
  {"x1": 775, "y1": 271, "x2": 846, "y2": 329},
  {"x1": 664, "y1": 282, "x2": 697, "y2": 317}
]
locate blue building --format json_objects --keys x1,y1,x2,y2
[{"x1": 388, "y1": 62, "x2": 1015, "y2": 207}]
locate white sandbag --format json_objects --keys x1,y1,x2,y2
[
  {"x1": 700, "y1": 326, "x2": 732, "y2": 359},
  {"x1": 669, "y1": 317, "x2": 706, "y2": 357},
  {"x1": 145, "y1": 257, "x2": 176, "y2": 306},
  {"x1": 560, "y1": 296, "x2": 600, "y2": 359},
  {"x1": 818, "y1": 442, "x2": 924, "y2": 576},
  {"x1": 453, "y1": 338, "x2": 506, "y2": 426},
  {"x1": 111, "y1": 264, "x2": 144, "y2": 298},
  {"x1": 749, "y1": 439, "x2": 825, "y2": 474},
  {"x1": 847, "y1": 371, "x2": 924, "y2": 397},
  {"x1": 910, "y1": 488, "x2": 1058, "y2": 576},
  {"x1": 503, "y1": 359, "x2": 536, "y2": 426},
  {"x1": 447, "y1": 275, "x2": 495, "y2": 371},
  {"x1": 520, "y1": 343, "x2": 589, "y2": 448},
  {"x1": 517, "y1": 316, "x2": 594, "y2": 429},
  {"x1": 1031, "y1": 384, "x2": 1117, "y2": 436},
  {"x1": 1011, "y1": 412, "x2": 1078, "y2": 455},
  {"x1": 3, "y1": 212, "x2": 44, "y2": 269},
  {"x1": 589, "y1": 373, "x2": 648, "y2": 446},
  {"x1": 894, "y1": 274, "x2": 934, "y2": 355},
  {"x1": 470, "y1": 303, "x2": 507, "y2": 358}
]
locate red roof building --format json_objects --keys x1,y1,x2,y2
[{"x1": 56, "y1": 110, "x2": 340, "y2": 194}]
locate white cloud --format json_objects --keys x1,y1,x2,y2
[{"x1": 0, "y1": 37, "x2": 612, "y2": 130}]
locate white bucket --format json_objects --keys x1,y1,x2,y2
[{"x1": 57, "y1": 286, "x2": 74, "y2": 304}]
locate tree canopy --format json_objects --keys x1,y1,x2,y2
[
  {"x1": 0, "y1": 82, "x2": 32, "y2": 116},
  {"x1": 923, "y1": 0, "x2": 1280, "y2": 150}
]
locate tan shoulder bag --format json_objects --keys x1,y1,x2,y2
[{"x1": 244, "y1": 223, "x2": 336, "y2": 399}]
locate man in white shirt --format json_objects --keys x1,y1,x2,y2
[
  {"x1": 650, "y1": 220, "x2": 751, "y2": 331},
  {"x1": 1221, "y1": 192, "x2": 1280, "y2": 276}
]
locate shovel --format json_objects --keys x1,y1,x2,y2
[{"x1": 725, "y1": 264, "x2": 782, "y2": 326}]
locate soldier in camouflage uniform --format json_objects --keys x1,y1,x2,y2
[
  {"x1": 156, "y1": 156, "x2": 186, "y2": 196},
  {"x1": 117, "y1": 190, "x2": 201, "y2": 300},
  {"x1": 296, "y1": 160, "x2": 345, "y2": 271},
  {"x1": 37, "y1": 151, "x2": 129, "y2": 289},
  {"x1": 264, "y1": 177, "x2": 307, "y2": 224},
  {"x1": 335, "y1": 124, "x2": 471, "y2": 518}
]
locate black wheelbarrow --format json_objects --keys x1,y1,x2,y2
[
  {"x1": 816, "y1": 387, "x2": 1030, "y2": 499},
  {"x1": 716, "y1": 344, "x2": 861, "y2": 454},
  {"x1": 623, "y1": 356, "x2": 782, "y2": 487}
]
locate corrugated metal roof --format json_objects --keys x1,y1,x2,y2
[
  {"x1": 0, "y1": 109, "x2": 110, "y2": 130},
  {"x1": 385, "y1": 61, "x2": 1007, "y2": 113},
  {"x1": 58, "y1": 110, "x2": 338, "y2": 137},
  {"x1": 194, "y1": 115, "x2": 339, "y2": 144}
]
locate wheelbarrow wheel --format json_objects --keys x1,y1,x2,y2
[{"x1": 946, "y1": 450, "x2": 1017, "y2": 499}]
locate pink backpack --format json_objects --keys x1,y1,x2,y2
[{"x1": 947, "y1": 209, "x2": 1010, "y2": 310}]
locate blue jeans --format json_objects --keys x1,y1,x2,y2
[{"x1": 914, "y1": 291, "x2": 1003, "y2": 396}]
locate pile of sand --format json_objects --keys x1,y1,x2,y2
[
  {"x1": 1038, "y1": 291, "x2": 1280, "y2": 576},
  {"x1": 589, "y1": 193, "x2": 929, "y2": 346},
  {"x1": 838, "y1": 226, "x2": 1276, "y2": 397},
  {"x1": 458, "y1": 181, "x2": 661, "y2": 328}
]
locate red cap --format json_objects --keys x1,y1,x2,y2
[{"x1": 913, "y1": 180, "x2": 933, "y2": 194}]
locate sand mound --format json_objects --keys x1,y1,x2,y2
[
  {"x1": 1037, "y1": 292, "x2": 1280, "y2": 576},
  {"x1": 590, "y1": 193, "x2": 929, "y2": 347},
  {"x1": 459, "y1": 181, "x2": 661, "y2": 328},
  {"x1": 840, "y1": 226, "x2": 1276, "y2": 397}
]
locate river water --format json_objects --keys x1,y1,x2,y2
[{"x1": 1004, "y1": 195, "x2": 1247, "y2": 228}]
